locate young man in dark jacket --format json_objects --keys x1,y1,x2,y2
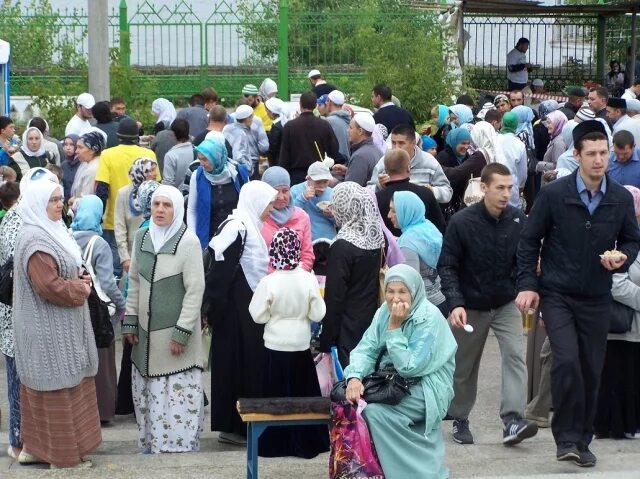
[
  {"x1": 516, "y1": 120, "x2": 640, "y2": 467},
  {"x1": 438, "y1": 163, "x2": 538, "y2": 447}
]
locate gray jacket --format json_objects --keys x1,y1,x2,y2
[
  {"x1": 345, "y1": 138, "x2": 380, "y2": 187},
  {"x1": 162, "y1": 142, "x2": 195, "y2": 193},
  {"x1": 610, "y1": 253, "x2": 640, "y2": 343},
  {"x1": 326, "y1": 109, "x2": 351, "y2": 163},
  {"x1": 176, "y1": 105, "x2": 209, "y2": 139},
  {"x1": 223, "y1": 118, "x2": 269, "y2": 175},
  {"x1": 74, "y1": 230, "x2": 126, "y2": 313},
  {"x1": 369, "y1": 147, "x2": 453, "y2": 204}
]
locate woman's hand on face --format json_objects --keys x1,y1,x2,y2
[
  {"x1": 123, "y1": 333, "x2": 139, "y2": 345},
  {"x1": 389, "y1": 301, "x2": 410, "y2": 329},
  {"x1": 346, "y1": 378, "x2": 364, "y2": 405},
  {"x1": 170, "y1": 340, "x2": 186, "y2": 356}
]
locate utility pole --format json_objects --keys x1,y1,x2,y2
[{"x1": 88, "y1": 0, "x2": 110, "y2": 101}]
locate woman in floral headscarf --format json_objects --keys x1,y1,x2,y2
[
  {"x1": 70, "y1": 128, "x2": 107, "y2": 199},
  {"x1": 319, "y1": 181, "x2": 384, "y2": 367},
  {"x1": 114, "y1": 157, "x2": 159, "y2": 274},
  {"x1": 249, "y1": 227, "x2": 329, "y2": 458}
]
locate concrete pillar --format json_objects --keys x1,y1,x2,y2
[{"x1": 88, "y1": 0, "x2": 110, "y2": 101}]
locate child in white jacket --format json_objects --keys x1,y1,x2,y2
[{"x1": 249, "y1": 227, "x2": 329, "y2": 458}]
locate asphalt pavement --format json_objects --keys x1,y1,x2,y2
[{"x1": 1, "y1": 330, "x2": 638, "y2": 479}]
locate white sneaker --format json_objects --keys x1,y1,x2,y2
[{"x1": 17, "y1": 449, "x2": 46, "y2": 464}]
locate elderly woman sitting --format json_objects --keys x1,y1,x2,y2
[{"x1": 343, "y1": 264, "x2": 457, "y2": 479}]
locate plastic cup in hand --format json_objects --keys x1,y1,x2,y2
[{"x1": 523, "y1": 308, "x2": 536, "y2": 332}]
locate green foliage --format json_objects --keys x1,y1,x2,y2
[
  {"x1": 238, "y1": 0, "x2": 461, "y2": 123},
  {"x1": 0, "y1": 0, "x2": 57, "y2": 67}
]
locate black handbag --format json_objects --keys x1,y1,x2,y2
[
  {"x1": 0, "y1": 256, "x2": 13, "y2": 306},
  {"x1": 87, "y1": 285, "x2": 115, "y2": 348},
  {"x1": 330, "y1": 349, "x2": 419, "y2": 405},
  {"x1": 609, "y1": 300, "x2": 635, "y2": 334}
]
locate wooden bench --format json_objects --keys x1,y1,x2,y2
[{"x1": 237, "y1": 397, "x2": 331, "y2": 479}]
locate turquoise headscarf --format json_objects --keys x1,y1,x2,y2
[
  {"x1": 445, "y1": 128, "x2": 472, "y2": 164},
  {"x1": 345, "y1": 262, "x2": 458, "y2": 431},
  {"x1": 196, "y1": 139, "x2": 229, "y2": 177},
  {"x1": 436, "y1": 105, "x2": 449, "y2": 128},
  {"x1": 70, "y1": 195, "x2": 103, "y2": 235},
  {"x1": 449, "y1": 104, "x2": 474, "y2": 126},
  {"x1": 394, "y1": 191, "x2": 442, "y2": 269}
]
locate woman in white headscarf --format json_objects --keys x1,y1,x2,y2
[
  {"x1": 441, "y1": 121, "x2": 500, "y2": 212},
  {"x1": 205, "y1": 180, "x2": 278, "y2": 445},
  {"x1": 13, "y1": 180, "x2": 101, "y2": 468},
  {"x1": 1, "y1": 168, "x2": 59, "y2": 461},
  {"x1": 122, "y1": 184, "x2": 205, "y2": 454},
  {"x1": 151, "y1": 98, "x2": 177, "y2": 134},
  {"x1": 318, "y1": 181, "x2": 384, "y2": 367},
  {"x1": 9, "y1": 127, "x2": 53, "y2": 182},
  {"x1": 258, "y1": 78, "x2": 278, "y2": 101}
]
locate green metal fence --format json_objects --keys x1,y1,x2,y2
[{"x1": 1, "y1": 0, "x2": 635, "y2": 103}]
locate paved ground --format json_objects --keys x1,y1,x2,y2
[{"x1": 1, "y1": 330, "x2": 638, "y2": 478}]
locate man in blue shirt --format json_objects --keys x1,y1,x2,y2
[
  {"x1": 517, "y1": 120, "x2": 640, "y2": 468},
  {"x1": 608, "y1": 130, "x2": 640, "y2": 188},
  {"x1": 0, "y1": 116, "x2": 16, "y2": 167},
  {"x1": 290, "y1": 161, "x2": 336, "y2": 241}
]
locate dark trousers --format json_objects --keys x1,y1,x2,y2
[
  {"x1": 508, "y1": 80, "x2": 528, "y2": 91},
  {"x1": 288, "y1": 168, "x2": 308, "y2": 186},
  {"x1": 540, "y1": 291, "x2": 611, "y2": 446}
]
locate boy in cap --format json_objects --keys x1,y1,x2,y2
[
  {"x1": 494, "y1": 94, "x2": 511, "y2": 113},
  {"x1": 223, "y1": 104, "x2": 268, "y2": 178},
  {"x1": 65, "y1": 92, "x2": 95, "y2": 137},
  {"x1": 308, "y1": 69, "x2": 336, "y2": 98},
  {"x1": 517, "y1": 120, "x2": 640, "y2": 467},
  {"x1": 290, "y1": 160, "x2": 336, "y2": 241}
]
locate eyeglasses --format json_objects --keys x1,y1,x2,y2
[
  {"x1": 243, "y1": 94, "x2": 253, "y2": 98},
  {"x1": 48, "y1": 196, "x2": 64, "y2": 204}
]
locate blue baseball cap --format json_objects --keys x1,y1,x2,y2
[{"x1": 317, "y1": 94, "x2": 329, "y2": 106}]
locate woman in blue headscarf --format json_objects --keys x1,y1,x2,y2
[
  {"x1": 436, "y1": 128, "x2": 472, "y2": 168},
  {"x1": 187, "y1": 139, "x2": 250, "y2": 249},
  {"x1": 449, "y1": 104, "x2": 474, "y2": 129},
  {"x1": 431, "y1": 105, "x2": 451, "y2": 152},
  {"x1": 512, "y1": 105, "x2": 536, "y2": 150},
  {"x1": 343, "y1": 263, "x2": 457, "y2": 479},
  {"x1": 71, "y1": 195, "x2": 125, "y2": 424},
  {"x1": 388, "y1": 191, "x2": 446, "y2": 317}
]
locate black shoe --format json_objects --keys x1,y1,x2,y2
[
  {"x1": 574, "y1": 444, "x2": 597, "y2": 467},
  {"x1": 452, "y1": 418, "x2": 474, "y2": 444},
  {"x1": 556, "y1": 443, "x2": 580, "y2": 461},
  {"x1": 502, "y1": 417, "x2": 538, "y2": 445}
]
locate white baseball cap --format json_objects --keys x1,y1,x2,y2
[
  {"x1": 353, "y1": 113, "x2": 375, "y2": 133},
  {"x1": 77, "y1": 92, "x2": 96, "y2": 109},
  {"x1": 307, "y1": 161, "x2": 333, "y2": 181},
  {"x1": 327, "y1": 90, "x2": 345, "y2": 106},
  {"x1": 532, "y1": 79, "x2": 544, "y2": 87},
  {"x1": 308, "y1": 69, "x2": 321, "y2": 79},
  {"x1": 235, "y1": 104, "x2": 254, "y2": 120}
]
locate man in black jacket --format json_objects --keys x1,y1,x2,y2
[
  {"x1": 376, "y1": 149, "x2": 446, "y2": 236},
  {"x1": 516, "y1": 120, "x2": 640, "y2": 467},
  {"x1": 438, "y1": 163, "x2": 538, "y2": 447},
  {"x1": 279, "y1": 91, "x2": 340, "y2": 185},
  {"x1": 371, "y1": 84, "x2": 415, "y2": 133}
]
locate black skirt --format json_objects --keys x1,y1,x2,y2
[
  {"x1": 258, "y1": 348, "x2": 330, "y2": 458},
  {"x1": 594, "y1": 340, "x2": 640, "y2": 439}
]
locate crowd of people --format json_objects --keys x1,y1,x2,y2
[{"x1": 0, "y1": 67, "x2": 639, "y2": 478}]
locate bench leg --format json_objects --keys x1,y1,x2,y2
[{"x1": 247, "y1": 422, "x2": 267, "y2": 479}]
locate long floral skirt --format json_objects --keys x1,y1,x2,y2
[{"x1": 132, "y1": 366, "x2": 204, "y2": 453}]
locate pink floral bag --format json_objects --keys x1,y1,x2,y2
[
  {"x1": 315, "y1": 353, "x2": 337, "y2": 397},
  {"x1": 329, "y1": 400, "x2": 384, "y2": 479}
]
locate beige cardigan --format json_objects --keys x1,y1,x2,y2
[{"x1": 114, "y1": 184, "x2": 144, "y2": 264}]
